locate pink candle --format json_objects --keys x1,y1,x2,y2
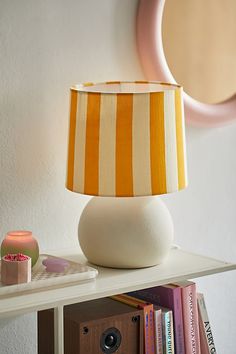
[{"x1": 1, "y1": 231, "x2": 39, "y2": 267}]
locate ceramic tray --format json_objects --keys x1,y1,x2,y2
[{"x1": 0, "y1": 254, "x2": 98, "y2": 297}]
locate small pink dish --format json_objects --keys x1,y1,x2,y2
[
  {"x1": 1, "y1": 253, "x2": 31, "y2": 285},
  {"x1": 42, "y1": 257, "x2": 69, "y2": 273}
]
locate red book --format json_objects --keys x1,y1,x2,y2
[
  {"x1": 112, "y1": 294, "x2": 155, "y2": 354},
  {"x1": 173, "y1": 281, "x2": 200, "y2": 354}
]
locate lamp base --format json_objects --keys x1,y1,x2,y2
[{"x1": 78, "y1": 196, "x2": 174, "y2": 269}]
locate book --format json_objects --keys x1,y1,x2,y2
[
  {"x1": 197, "y1": 293, "x2": 217, "y2": 354},
  {"x1": 129, "y1": 284, "x2": 185, "y2": 354},
  {"x1": 160, "y1": 306, "x2": 175, "y2": 354},
  {"x1": 111, "y1": 294, "x2": 155, "y2": 354},
  {"x1": 173, "y1": 281, "x2": 200, "y2": 354},
  {"x1": 153, "y1": 306, "x2": 163, "y2": 354}
]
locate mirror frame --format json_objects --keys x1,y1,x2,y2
[{"x1": 136, "y1": 0, "x2": 236, "y2": 127}]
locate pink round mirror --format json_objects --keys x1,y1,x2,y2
[{"x1": 137, "y1": 0, "x2": 236, "y2": 126}]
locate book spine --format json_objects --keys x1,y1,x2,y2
[
  {"x1": 154, "y1": 309, "x2": 163, "y2": 354},
  {"x1": 144, "y1": 306, "x2": 151, "y2": 354},
  {"x1": 172, "y1": 289, "x2": 185, "y2": 354},
  {"x1": 197, "y1": 293, "x2": 217, "y2": 354},
  {"x1": 149, "y1": 307, "x2": 155, "y2": 354},
  {"x1": 163, "y1": 311, "x2": 175, "y2": 354},
  {"x1": 112, "y1": 294, "x2": 155, "y2": 354},
  {"x1": 181, "y1": 284, "x2": 200, "y2": 354}
]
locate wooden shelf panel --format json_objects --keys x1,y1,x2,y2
[{"x1": 0, "y1": 247, "x2": 235, "y2": 318}]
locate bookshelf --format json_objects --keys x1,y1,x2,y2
[{"x1": 0, "y1": 246, "x2": 235, "y2": 354}]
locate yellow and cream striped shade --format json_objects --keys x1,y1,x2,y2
[{"x1": 66, "y1": 81, "x2": 187, "y2": 197}]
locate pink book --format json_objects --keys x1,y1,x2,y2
[
  {"x1": 173, "y1": 281, "x2": 200, "y2": 354},
  {"x1": 197, "y1": 293, "x2": 217, "y2": 354},
  {"x1": 153, "y1": 306, "x2": 163, "y2": 354}
]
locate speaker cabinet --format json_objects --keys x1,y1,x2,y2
[{"x1": 38, "y1": 297, "x2": 143, "y2": 354}]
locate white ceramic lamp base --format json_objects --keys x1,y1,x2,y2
[{"x1": 78, "y1": 196, "x2": 174, "y2": 269}]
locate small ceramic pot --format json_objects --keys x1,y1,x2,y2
[
  {"x1": 1, "y1": 231, "x2": 39, "y2": 267},
  {"x1": 1, "y1": 254, "x2": 31, "y2": 285}
]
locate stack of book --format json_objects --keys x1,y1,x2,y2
[{"x1": 111, "y1": 281, "x2": 217, "y2": 354}]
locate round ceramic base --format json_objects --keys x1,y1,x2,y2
[{"x1": 78, "y1": 196, "x2": 174, "y2": 269}]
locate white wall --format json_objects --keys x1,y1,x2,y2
[{"x1": 0, "y1": 1, "x2": 235, "y2": 353}]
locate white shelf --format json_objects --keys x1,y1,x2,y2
[{"x1": 0, "y1": 247, "x2": 235, "y2": 318}]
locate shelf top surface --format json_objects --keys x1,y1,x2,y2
[{"x1": 0, "y1": 247, "x2": 235, "y2": 317}]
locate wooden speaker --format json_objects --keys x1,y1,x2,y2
[{"x1": 38, "y1": 297, "x2": 143, "y2": 354}]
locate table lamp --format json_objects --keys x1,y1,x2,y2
[{"x1": 66, "y1": 81, "x2": 187, "y2": 268}]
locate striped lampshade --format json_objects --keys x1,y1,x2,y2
[{"x1": 66, "y1": 81, "x2": 187, "y2": 197}]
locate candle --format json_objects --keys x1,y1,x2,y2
[
  {"x1": 1, "y1": 231, "x2": 39, "y2": 267},
  {"x1": 1, "y1": 253, "x2": 31, "y2": 285}
]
